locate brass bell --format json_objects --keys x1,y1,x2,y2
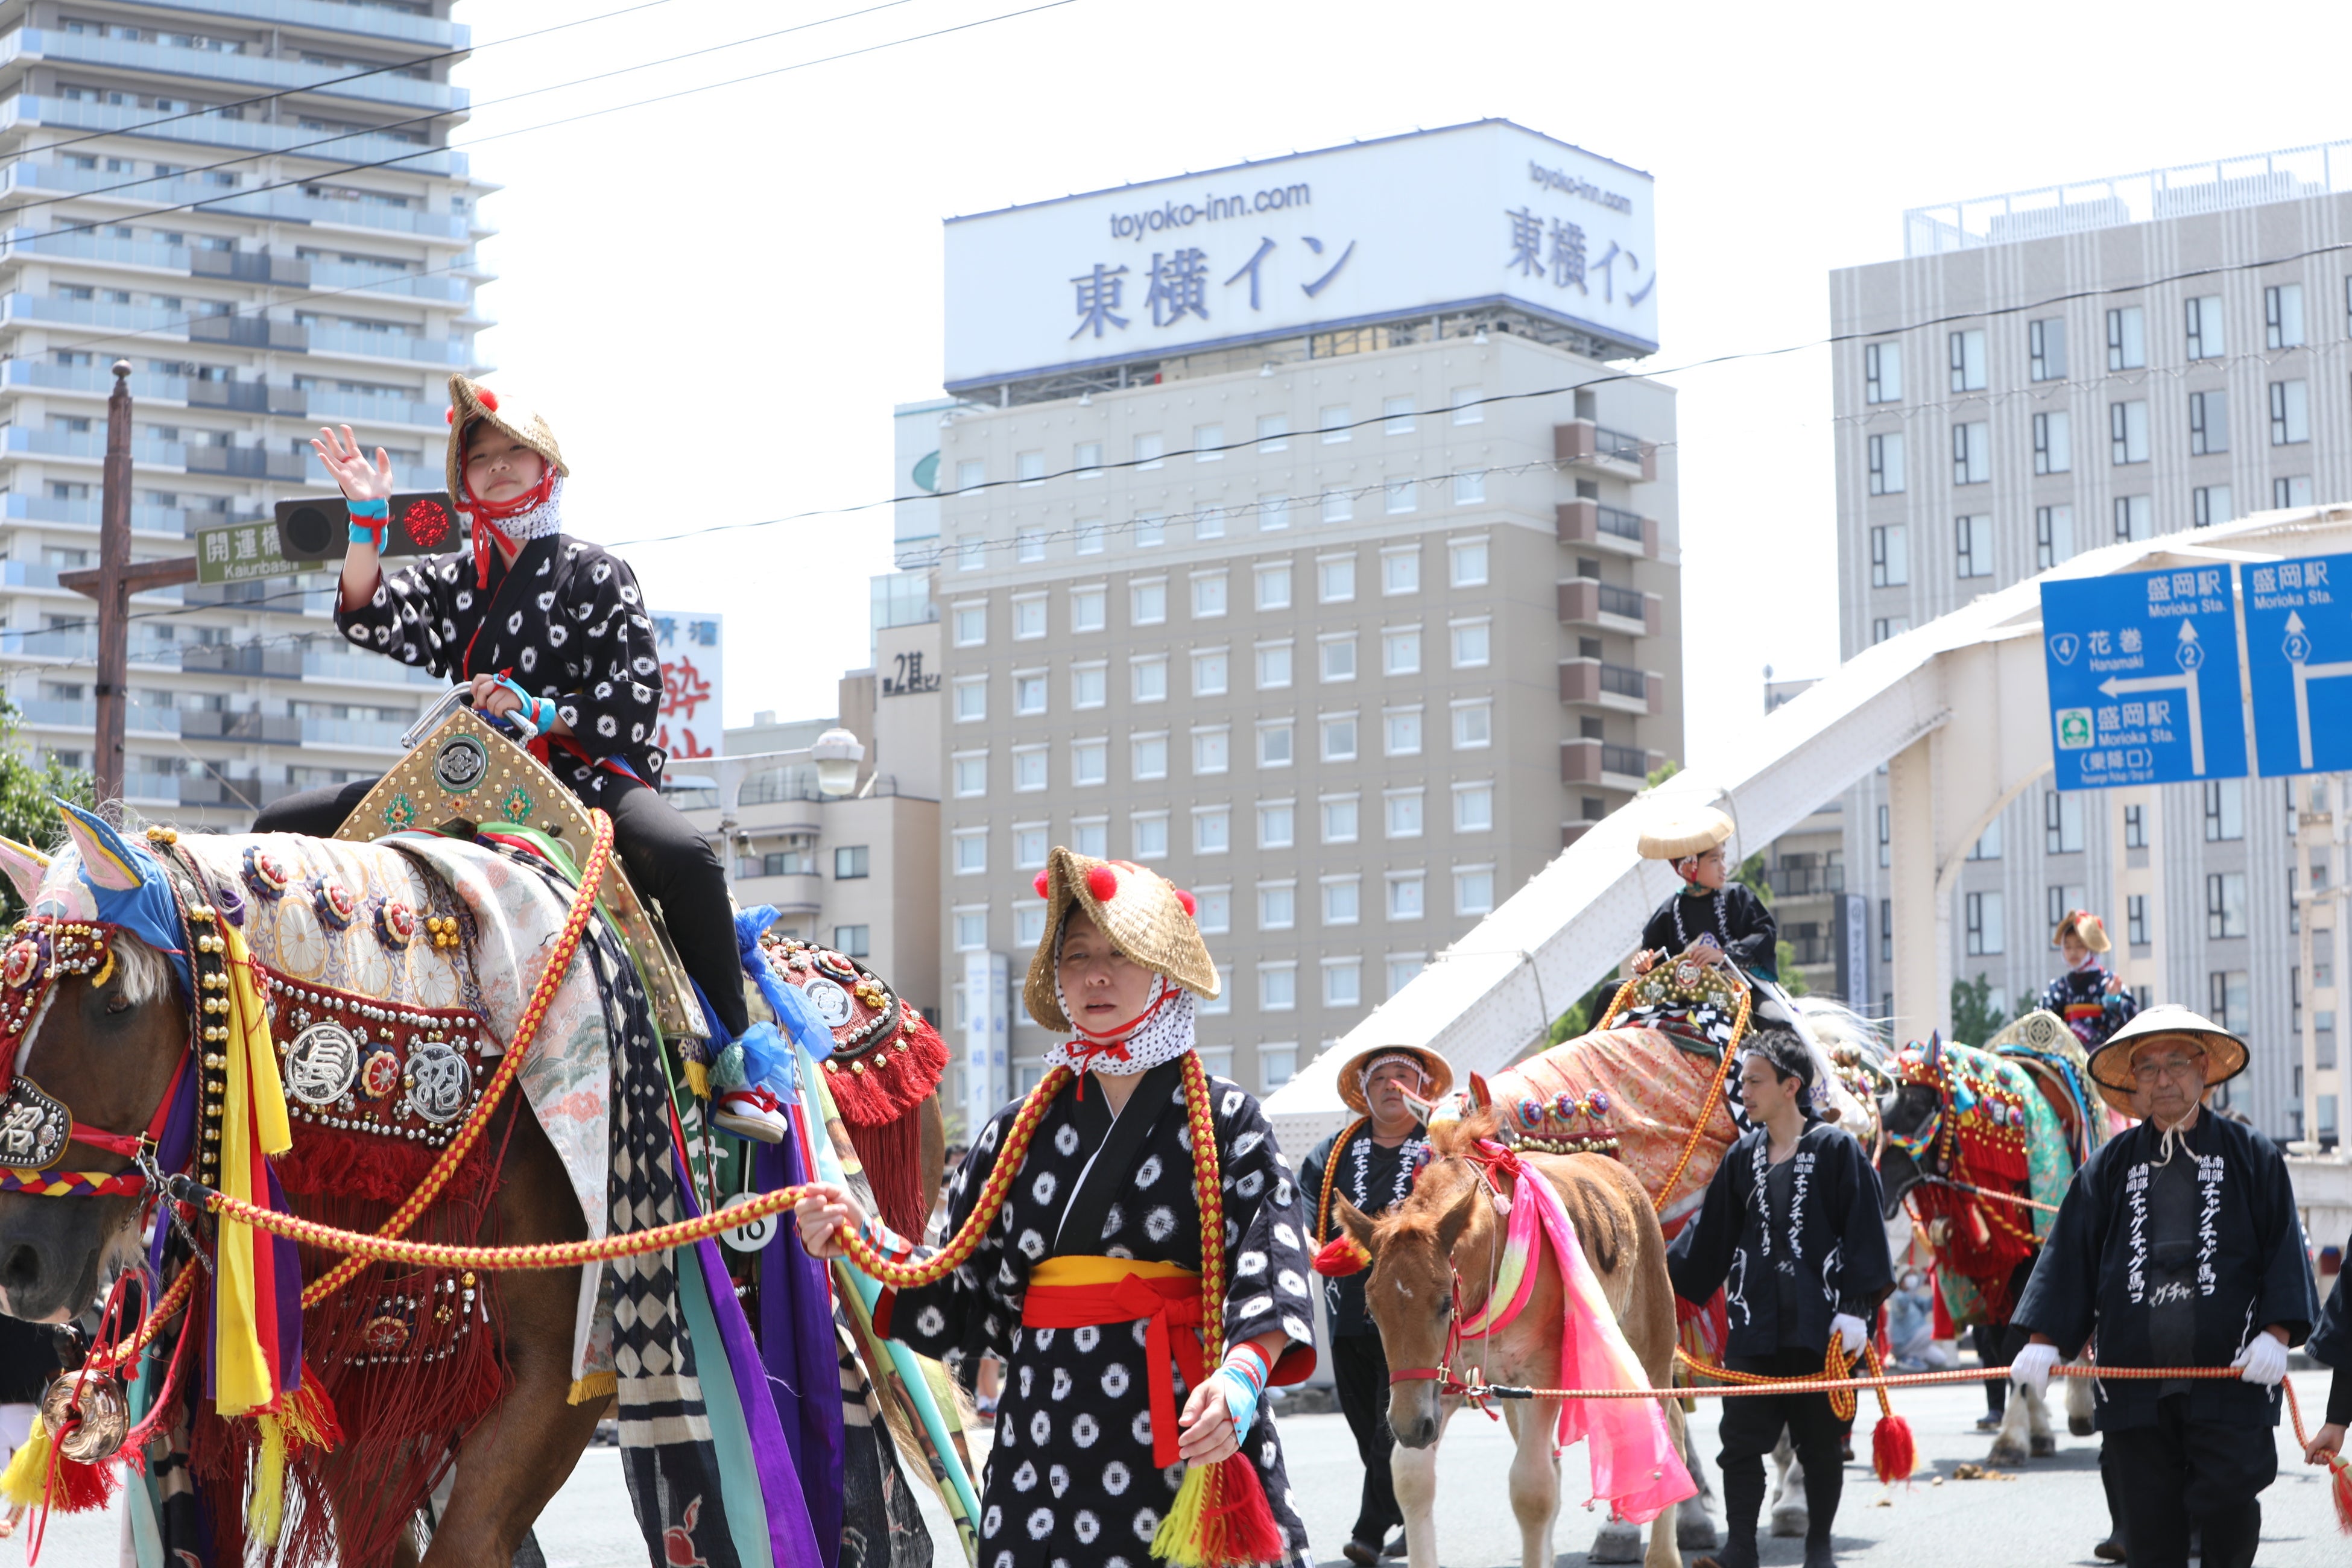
[{"x1": 40, "y1": 1370, "x2": 130, "y2": 1465}]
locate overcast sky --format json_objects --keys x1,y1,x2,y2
[{"x1": 463, "y1": 0, "x2": 2352, "y2": 762}]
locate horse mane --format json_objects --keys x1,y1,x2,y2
[
  {"x1": 1793, "y1": 995, "x2": 1888, "y2": 1060},
  {"x1": 101, "y1": 931, "x2": 172, "y2": 1010},
  {"x1": 1426, "y1": 1106, "x2": 1499, "y2": 1162}
]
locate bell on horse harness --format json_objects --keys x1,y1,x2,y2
[{"x1": 40, "y1": 1369, "x2": 130, "y2": 1465}]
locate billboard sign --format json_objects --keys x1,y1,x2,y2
[
  {"x1": 2243, "y1": 552, "x2": 2352, "y2": 775},
  {"x1": 648, "y1": 610, "x2": 722, "y2": 763},
  {"x1": 942, "y1": 119, "x2": 1657, "y2": 391},
  {"x1": 961, "y1": 950, "x2": 1009, "y2": 1137},
  {"x1": 2040, "y1": 566, "x2": 2245, "y2": 789}
]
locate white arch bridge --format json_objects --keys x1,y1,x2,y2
[{"x1": 1263, "y1": 504, "x2": 2352, "y2": 1152}]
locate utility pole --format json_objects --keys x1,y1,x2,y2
[{"x1": 57, "y1": 360, "x2": 196, "y2": 815}]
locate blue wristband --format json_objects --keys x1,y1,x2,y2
[
  {"x1": 348, "y1": 497, "x2": 390, "y2": 520},
  {"x1": 349, "y1": 496, "x2": 389, "y2": 548}
]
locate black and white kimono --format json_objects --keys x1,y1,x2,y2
[
  {"x1": 1298, "y1": 1122, "x2": 1426, "y2": 1338},
  {"x1": 2037, "y1": 964, "x2": 2140, "y2": 1051},
  {"x1": 1641, "y1": 882, "x2": 1778, "y2": 982},
  {"x1": 2309, "y1": 1230, "x2": 2350, "y2": 1428},
  {"x1": 1666, "y1": 1122, "x2": 1894, "y2": 1358},
  {"x1": 2012, "y1": 1113, "x2": 2318, "y2": 1431},
  {"x1": 877, "y1": 1059, "x2": 1319, "y2": 1567},
  {"x1": 334, "y1": 533, "x2": 668, "y2": 799}
]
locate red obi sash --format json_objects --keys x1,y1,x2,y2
[{"x1": 1022, "y1": 1256, "x2": 1204, "y2": 1468}]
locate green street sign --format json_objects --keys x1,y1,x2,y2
[{"x1": 194, "y1": 518, "x2": 320, "y2": 585}]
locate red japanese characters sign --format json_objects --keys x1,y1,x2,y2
[{"x1": 650, "y1": 611, "x2": 724, "y2": 762}]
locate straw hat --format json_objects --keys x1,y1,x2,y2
[
  {"x1": 2052, "y1": 908, "x2": 2112, "y2": 953},
  {"x1": 1335, "y1": 1044, "x2": 1456, "y2": 1116},
  {"x1": 443, "y1": 373, "x2": 569, "y2": 502},
  {"x1": 2085, "y1": 1004, "x2": 2248, "y2": 1114},
  {"x1": 1637, "y1": 805, "x2": 1734, "y2": 861},
  {"x1": 1022, "y1": 847, "x2": 1218, "y2": 1032}
]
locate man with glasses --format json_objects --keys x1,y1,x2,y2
[{"x1": 2008, "y1": 1005, "x2": 2319, "y2": 1568}]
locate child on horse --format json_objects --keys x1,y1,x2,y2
[
  {"x1": 256, "y1": 375, "x2": 786, "y2": 1137},
  {"x1": 1632, "y1": 806, "x2": 1779, "y2": 986}
]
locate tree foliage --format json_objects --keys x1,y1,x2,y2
[
  {"x1": 1949, "y1": 972, "x2": 2018, "y2": 1048},
  {"x1": 0, "y1": 705, "x2": 93, "y2": 922}
]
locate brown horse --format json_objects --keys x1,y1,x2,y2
[{"x1": 1333, "y1": 1113, "x2": 1687, "y2": 1568}]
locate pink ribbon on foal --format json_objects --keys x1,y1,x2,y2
[{"x1": 1461, "y1": 1142, "x2": 1698, "y2": 1526}]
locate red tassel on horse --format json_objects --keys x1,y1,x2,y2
[
  {"x1": 1313, "y1": 1234, "x2": 1371, "y2": 1278},
  {"x1": 2330, "y1": 1455, "x2": 2352, "y2": 1535},
  {"x1": 1871, "y1": 1413, "x2": 1916, "y2": 1483}
]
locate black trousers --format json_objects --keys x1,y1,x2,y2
[
  {"x1": 2102, "y1": 1396, "x2": 2275, "y2": 1568},
  {"x1": 253, "y1": 772, "x2": 751, "y2": 1035},
  {"x1": 1716, "y1": 1348, "x2": 1845, "y2": 1547},
  {"x1": 1330, "y1": 1332, "x2": 1403, "y2": 1547},
  {"x1": 1974, "y1": 1323, "x2": 2008, "y2": 1415}
]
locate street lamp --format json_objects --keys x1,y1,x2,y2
[{"x1": 811, "y1": 726, "x2": 865, "y2": 798}]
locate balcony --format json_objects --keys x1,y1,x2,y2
[
  {"x1": 300, "y1": 715, "x2": 408, "y2": 749},
  {"x1": 300, "y1": 645, "x2": 447, "y2": 686},
  {"x1": 1557, "y1": 577, "x2": 1660, "y2": 635},
  {"x1": 0, "y1": 95, "x2": 467, "y2": 176},
  {"x1": 308, "y1": 262, "x2": 470, "y2": 303},
  {"x1": 178, "y1": 709, "x2": 302, "y2": 745},
  {"x1": 185, "y1": 444, "x2": 309, "y2": 481},
  {"x1": 1560, "y1": 656, "x2": 1662, "y2": 716},
  {"x1": 1554, "y1": 419, "x2": 1657, "y2": 482},
  {"x1": 180, "y1": 642, "x2": 303, "y2": 679},
  {"x1": 186, "y1": 314, "x2": 312, "y2": 352},
  {"x1": 1555, "y1": 498, "x2": 1656, "y2": 558},
  {"x1": 13, "y1": 697, "x2": 182, "y2": 733},
  {"x1": 1560, "y1": 737, "x2": 1660, "y2": 792},
  {"x1": 730, "y1": 868, "x2": 824, "y2": 915},
  {"x1": 0, "y1": 163, "x2": 473, "y2": 239},
  {"x1": 4, "y1": 29, "x2": 467, "y2": 113},
  {"x1": 302, "y1": 387, "x2": 447, "y2": 428},
  {"x1": 188, "y1": 378, "x2": 308, "y2": 415},
  {"x1": 1, "y1": 425, "x2": 187, "y2": 468},
  {"x1": 126, "y1": 0, "x2": 469, "y2": 49},
  {"x1": 191, "y1": 249, "x2": 311, "y2": 287},
  {"x1": 0, "y1": 290, "x2": 187, "y2": 338},
  {"x1": 306, "y1": 324, "x2": 471, "y2": 365},
  {"x1": 1768, "y1": 862, "x2": 1847, "y2": 899},
  {"x1": 2, "y1": 490, "x2": 224, "y2": 536}
]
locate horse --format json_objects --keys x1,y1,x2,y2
[
  {"x1": 1331, "y1": 1110, "x2": 1690, "y2": 1568},
  {"x1": 1874, "y1": 1013, "x2": 2107, "y2": 1465}
]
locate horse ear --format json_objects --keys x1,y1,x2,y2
[
  {"x1": 1924, "y1": 1029, "x2": 1944, "y2": 1069},
  {"x1": 1434, "y1": 1180, "x2": 1482, "y2": 1254},
  {"x1": 56, "y1": 801, "x2": 143, "y2": 892},
  {"x1": 0, "y1": 836, "x2": 48, "y2": 907},
  {"x1": 1467, "y1": 1071, "x2": 1492, "y2": 1112}
]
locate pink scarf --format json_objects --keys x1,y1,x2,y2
[{"x1": 1459, "y1": 1143, "x2": 1696, "y2": 1525}]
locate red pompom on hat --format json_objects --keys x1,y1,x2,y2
[
  {"x1": 1174, "y1": 888, "x2": 1197, "y2": 917},
  {"x1": 1020, "y1": 847, "x2": 1221, "y2": 1033},
  {"x1": 1031, "y1": 869, "x2": 1051, "y2": 898},
  {"x1": 1086, "y1": 864, "x2": 1120, "y2": 902},
  {"x1": 443, "y1": 406, "x2": 456, "y2": 425},
  {"x1": 476, "y1": 388, "x2": 499, "y2": 411}
]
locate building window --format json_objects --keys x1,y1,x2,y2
[
  {"x1": 1257, "y1": 721, "x2": 1294, "y2": 767},
  {"x1": 1871, "y1": 616, "x2": 1910, "y2": 643},
  {"x1": 2036, "y1": 504, "x2": 2073, "y2": 569},
  {"x1": 1877, "y1": 803, "x2": 1891, "y2": 868},
  {"x1": 1072, "y1": 817, "x2": 1107, "y2": 856},
  {"x1": 1870, "y1": 524, "x2": 1908, "y2": 587},
  {"x1": 2128, "y1": 894, "x2": 2149, "y2": 947},
  {"x1": 1253, "y1": 495, "x2": 1286, "y2": 533},
  {"x1": 1951, "y1": 421, "x2": 1989, "y2": 484},
  {"x1": 1321, "y1": 490, "x2": 1353, "y2": 523},
  {"x1": 1256, "y1": 563, "x2": 1292, "y2": 611},
  {"x1": 1193, "y1": 423, "x2": 1224, "y2": 462},
  {"x1": 1013, "y1": 903, "x2": 1046, "y2": 946},
  {"x1": 1385, "y1": 954, "x2": 1425, "y2": 997},
  {"x1": 2123, "y1": 804, "x2": 2146, "y2": 849},
  {"x1": 1071, "y1": 739, "x2": 1107, "y2": 786},
  {"x1": 2276, "y1": 475, "x2": 2315, "y2": 509},
  {"x1": 2189, "y1": 390, "x2": 2228, "y2": 457},
  {"x1": 1133, "y1": 432, "x2": 1163, "y2": 470},
  {"x1": 2266, "y1": 282, "x2": 2306, "y2": 349},
  {"x1": 1321, "y1": 795, "x2": 1359, "y2": 844},
  {"x1": 2271, "y1": 379, "x2": 2310, "y2": 444},
  {"x1": 1879, "y1": 897, "x2": 1892, "y2": 963},
  {"x1": 2029, "y1": 317, "x2": 2066, "y2": 382},
  {"x1": 952, "y1": 829, "x2": 987, "y2": 875},
  {"x1": 835, "y1": 845, "x2": 870, "y2": 880},
  {"x1": 1965, "y1": 890, "x2": 2005, "y2": 955},
  {"x1": 2044, "y1": 882, "x2": 2087, "y2": 931},
  {"x1": 1867, "y1": 431, "x2": 1905, "y2": 495},
  {"x1": 1191, "y1": 727, "x2": 1228, "y2": 774},
  {"x1": 1070, "y1": 662, "x2": 1107, "y2": 709},
  {"x1": 1970, "y1": 815, "x2": 2003, "y2": 861},
  {"x1": 955, "y1": 458, "x2": 985, "y2": 492},
  {"x1": 2203, "y1": 777, "x2": 2244, "y2": 841},
  {"x1": 2184, "y1": 295, "x2": 2224, "y2": 361},
  {"x1": 1955, "y1": 514, "x2": 1993, "y2": 580},
  {"x1": 1864, "y1": 340, "x2": 1903, "y2": 403},
  {"x1": 1449, "y1": 539, "x2": 1489, "y2": 586},
  {"x1": 1073, "y1": 441, "x2": 1102, "y2": 477},
  {"x1": 1452, "y1": 385, "x2": 1484, "y2": 423},
  {"x1": 1132, "y1": 656, "x2": 1168, "y2": 702},
  {"x1": 1192, "y1": 649, "x2": 1228, "y2": 696},
  {"x1": 1453, "y1": 781, "x2": 1494, "y2": 832},
  {"x1": 953, "y1": 753, "x2": 987, "y2": 797},
  {"x1": 1385, "y1": 708, "x2": 1422, "y2": 756},
  {"x1": 1322, "y1": 876, "x2": 1360, "y2": 926},
  {"x1": 1387, "y1": 871, "x2": 1426, "y2": 921},
  {"x1": 1258, "y1": 964, "x2": 1296, "y2": 1010},
  {"x1": 952, "y1": 908, "x2": 986, "y2": 951},
  {"x1": 2193, "y1": 485, "x2": 2233, "y2": 528},
  {"x1": 1383, "y1": 480, "x2": 1417, "y2": 515},
  {"x1": 1131, "y1": 580, "x2": 1167, "y2": 625},
  {"x1": 1070, "y1": 587, "x2": 1106, "y2": 632},
  {"x1": 953, "y1": 676, "x2": 987, "y2": 722},
  {"x1": 2107, "y1": 305, "x2": 2146, "y2": 371},
  {"x1": 2206, "y1": 872, "x2": 2248, "y2": 939},
  {"x1": 1011, "y1": 672, "x2": 1046, "y2": 716},
  {"x1": 1013, "y1": 596, "x2": 1046, "y2": 638},
  {"x1": 1386, "y1": 788, "x2": 1424, "y2": 838},
  {"x1": 824, "y1": 923, "x2": 868, "y2": 959},
  {"x1": 1382, "y1": 547, "x2": 1421, "y2": 595},
  {"x1": 2110, "y1": 400, "x2": 2149, "y2": 465},
  {"x1": 1320, "y1": 634, "x2": 1357, "y2": 683},
  {"x1": 2046, "y1": 790, "x2": 2085, "y2": 853},
  {"x1": 1320, "y1": 713, "x2": 1358, "y2": 761},
  {"x1": 1074, "y1": 522, "x2": 1105, "y2": 555},
  {"x1": 1257, "y1": 882, "x2": 1295, "y2": 931},
  {"x1": 1192, "y1": 572, "x2": 1228, "y2": 618},
  {"x1": 956, "y1": 534, "x2": 986, "y2": 571},
  {"x1": 1382, "y1": 395, "x2": 1415, "y2": 434},
  {"x1": 1256, "y1": 642, "x2": 1293, "y2": 690},
  {"x1": 1318, "y1": 555, "x2": 1356, "y2": 603},
  {"x1": 1014, "y1": 528, "x2": 1045, "y2": 562},
  {"x1": 1451, "y1": 700, "x2": 1492, "y2": 750},
  {"x1": 2113, "y1": 495, "x2": 2152, "y2": 541},
  {"x1": 1195, "y1": 887, "x2": 1230, "y2": 934},
  {"x1": 1011, "y1": 745, "x2": 1048, "y2": 791},
  {"x1": 1452, "y1": 470, "x2": 1487, "y2": 505},
  {"x1": 1947, "y1": 327, "x2": 1986, "y2": 393},
  {"x1": 952, "y1": 602, "x2": 987, "y2": 646},
  {"x1": 1450, "y1": 619, "x2": 1491, "y2": 668},
  {"x1": 1193, "y1": 806, "x2": 1230, "y2": 854},
  {"x1": 1320, "y1": 405, "x2": 1351, "y2": 443},
  {"x1": 1259, "y1": 1046, "x2": 1297, "y2": 1092},
  {"x1": 1255, "y1": 414, "x2": 1289, "y2": 452},
  {"x1": 1323, "y1": 958, "x2": 1362, "y2": 1009},
  {"x1": 1131, "y1": 811, "x2": 1169, "y2": 860},
  {"x1": 1455, "y1": 865, "x2": 1495, "y2": 915},
  {"x1": 1383, "y1": 626, "x2": 1422, "y2": 675},
  {"x1": 2032, "y1": 410, "x2": 2071, "y2": 475},
  {"x1": 1131, "y1": 732, "x2": 1168, "y2": 780},
  {"x1": 1013, "y1": 824, "x2": 1048, "y2": 867}
]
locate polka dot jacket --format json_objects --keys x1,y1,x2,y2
[
  {"x1": 880, "y1": 1068, "x2": 1318, "y2": 1567},
  {"x1": 335, "y1": 534, "x2": 668, "y2": 797}
]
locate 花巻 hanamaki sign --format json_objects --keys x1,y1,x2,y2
[{"x1": 942, "y1": 119, "x2": 1657, "y2": 393}]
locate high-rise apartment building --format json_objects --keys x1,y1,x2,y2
[
  {"x1": 1831, "y1": 142, "x2": 2352, "y2": 1140},
  {"x1": 0, "y1": 0, "x2": 490, "y2": 824},
  {"x1": 924, "y1": 122, "x2": 1682, "y2": 1122}
]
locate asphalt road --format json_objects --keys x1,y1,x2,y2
[{"x1": 31, "y1": 1372, "x2": 2347, "y2": 1564}]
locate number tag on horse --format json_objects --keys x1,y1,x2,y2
[
  {"x1": 0, "y1": 1078, "x2": 71, "y2": 1171},
  {"x1": 718, "y1": 1191, "x2": 779, "y2": 1253}
]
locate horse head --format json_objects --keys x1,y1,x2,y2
[
  {"x1": 1329, "y1": 1112, "x2": 1501, "y2": 1449},
  {"x1": 1874, "y1": 1032, "x2": 1946, "y2": 1223},
  {"x1": 0, "y1": 809, "x2": 194, "y2": 1324}
]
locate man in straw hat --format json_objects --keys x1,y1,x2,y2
[
  {"x1": 795, "y1": 849, "x2": 1320, "y2": 1567},
  {"x1": 1298, "y1": 1043, "x2": 1453, "y2": 1566},
  {"x1": 2040, "y1": 908, "x2": 2140, "y2": 1053},
  {"x1": 259, "y1": 379, "x2": 777, "y2": 1133},
  {"x1": 2009, "y1": 1004, "x2": 2319, "y2": 1568},
  {"x1": 1632, "y1": 805, "x2": 1780, "y2": 985}
]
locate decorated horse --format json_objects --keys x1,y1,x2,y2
[
  {"x1": 1875, "y1": 1008, "x2": 2108, "y2": 1464},
  {"x1": 0, "y1": 702, "x2": 969, "y2": 1567},
  {"x1": 1324, "y1": 1110, "x2": 1695, "y2": 1568}
]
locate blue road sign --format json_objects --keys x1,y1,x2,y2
[
  {"x1": 2040, "y1": 565, "x2": 2246, "y2": 790},
  {"x1": 2243, "y1": 552, "x2": 2352, "y2": 776}
]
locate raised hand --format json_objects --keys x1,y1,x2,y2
[{"x1": 311, "y1": 423, "x2": 393, "y2": 503}]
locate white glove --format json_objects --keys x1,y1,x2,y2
[
  {"x1": 2009, "y1": 1341, "x2": 2060, "y2": 1397},
  {"x1": 2232, "y1": 1333, "x2": 2289, "y2": 1387},
  {"x1": 1830, "y1": 1313, "x2": 1868, "y2": 1357}
]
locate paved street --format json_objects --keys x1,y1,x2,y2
[{"x1": 31, "y1": 1371, "x2": 2345, "y2": 1564}]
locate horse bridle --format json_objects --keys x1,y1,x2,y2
[{"x1": 1385, "y1": 1142, "x2": 1518, "y2": 1403}]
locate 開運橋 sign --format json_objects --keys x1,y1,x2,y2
[
  {"x1": 2242, "y1": 553, "x2": 2352, "y2": 775},
  {"x1": 2040, "y1": 566, "x2": 2246, "y2": 789}
]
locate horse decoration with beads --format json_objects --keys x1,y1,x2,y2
[
  {"x1": 1874, "y1": 1010, "x2": 2106, "y2": 1464},
  {"x1": 0, "y1": 700, "x2": 969, "y2": 1568}
]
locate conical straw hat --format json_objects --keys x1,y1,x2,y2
[
  {"x1": 1637, "y1": 805, "x2": 1734, "y2": 861},
  {"x1": 444, "y1": 373, "x2": 568, "y2": 502},
  {"x1": 1022, "y1": 848, "x2": 1218, "y2": 1032}
]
